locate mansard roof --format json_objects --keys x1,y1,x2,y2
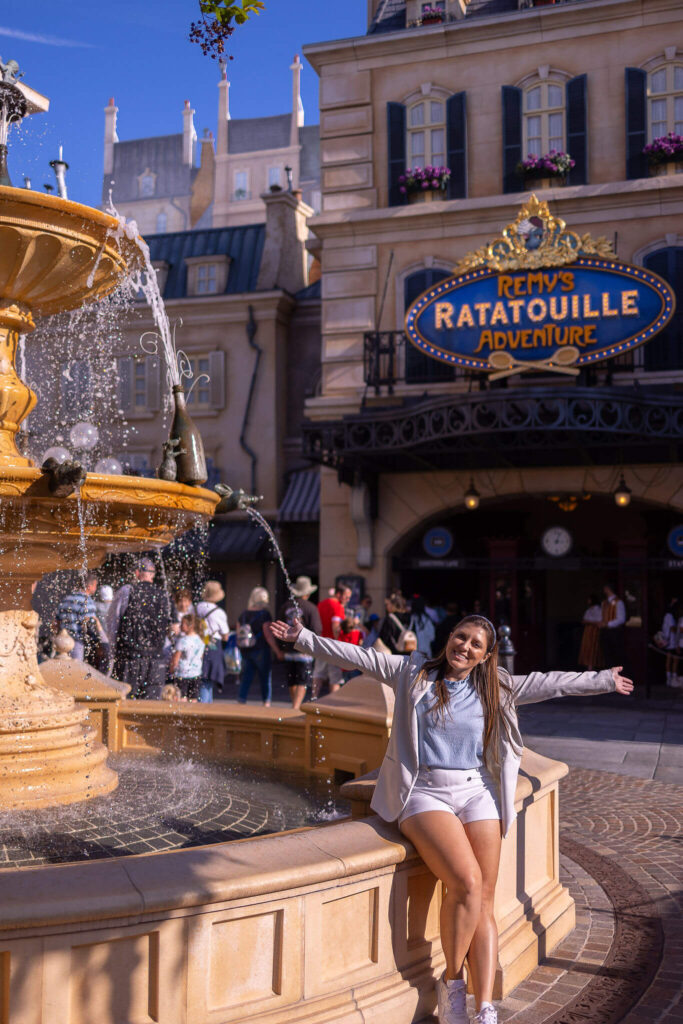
[
  {"x1": 368, "y1": 0, "x2": 521, "y2": 34},
  {"x1": 145, "y1": 224, "x2": 266, "y2": 299},
  {"x1": 103, "y1": 134, "x2": 197, "y2": 204}
]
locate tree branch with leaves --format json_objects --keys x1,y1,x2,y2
[{"x1": 190, "y1": 0, "x2": 266, "y2": 60}]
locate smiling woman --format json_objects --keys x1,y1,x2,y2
[{"x1": 269, "y1": 614, "x2": 633, "y2": 1024}]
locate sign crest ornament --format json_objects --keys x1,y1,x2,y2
[
  {"x1": 405, "y1": 196, "x2": 676, "y2": 380},
  {"x1": 454, "y1": 195, "x2": 614, "y2": 274}
]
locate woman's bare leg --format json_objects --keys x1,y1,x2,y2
[
  {"x1": 463, "y1": 819, "x2": 502, "y2": 1009},
  {"x1": 400, "y1": 811, "x2": 482, "y2": 980}
]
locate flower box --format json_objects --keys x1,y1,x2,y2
[
  {"x1": 518, "y1": 150, "x2": 574, "y2": 187},
  {"x1": 651, "y1": 159, "x2": 683, "y2": 177},
  {"x1": 408, "y1": 189, "x2": 447, "y2": 203},
  {"x1": 644, "y1": 133, "x2": 683, "y2": 176},
  {"x1": 524, "y1": 175, "x2": 566, "y2": 190},
  {"x1": 421, "y1": 12, "x2": 444, "y2": 23},
  {"x1": 399, "y1": 165, "x2": 451, "y2": 202}
]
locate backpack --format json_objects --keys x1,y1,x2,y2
[
  {"x1": 116, "y1": 582, "x2": 169, "y2": 653},
  {"x1": 389, "y1": 613, "x2": 411, "y2": 653},
  {"x1": 236, "y1": 622, "x2": 256, "y2": 648}
]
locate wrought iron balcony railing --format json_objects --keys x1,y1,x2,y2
[{"x1": 363, "y1": 330, "x2": 683, "y2": 395}]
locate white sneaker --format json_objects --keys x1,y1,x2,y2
[
  {"x1": 436, "y1": 973, "x2": 469, "y2": 1024},
  {"x1": 473, "y1": 1003, "x2": 498, "y2": 1024}
]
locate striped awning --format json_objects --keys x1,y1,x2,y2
[
  {"x1": 278, "y1": 468, "x2": 320, "y2": 523},
  {"x1": 208, "y1": 521, "x2": 269, "y2": 561}
]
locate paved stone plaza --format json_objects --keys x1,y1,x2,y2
[{"x1": 458, "y1": 697, "x2": 683, "y2": 1023}]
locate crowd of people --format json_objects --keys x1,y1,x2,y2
[{"x1": 46, "y1": 564, "x2": 471, "y2": 707}]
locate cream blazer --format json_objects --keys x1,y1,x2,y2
[{"x1": 295, "y1": 628, "x2": 614, "y2": 836}]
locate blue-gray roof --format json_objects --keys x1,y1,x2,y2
[
  {"x1": 146, "y1": 225, "x2": 266, "y2": 299},
  {"x1": 295, "y1": 279, "x2": 321, "y2": 301},
  {"x1": 103, "y1": 134, "x2": 197, "y2": 204},
  {"x1": 228, "y1": 113, "x2": 291, "y2": 153}
]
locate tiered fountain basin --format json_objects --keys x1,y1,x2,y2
[
  {"x1": 0, "y1": 681, "x2": 576, "y2": 1023},
  {"x1": 0, "y1": 184, "x2": 219, "y2": 809}
]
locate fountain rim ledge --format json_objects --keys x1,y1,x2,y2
[
  {"x1": 0, "y1": 465, "x2": 219, "y2": 512},
  {"x1": 0, "y1": 184, "x2": 141, "y2": 245}
]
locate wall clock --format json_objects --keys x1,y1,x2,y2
[{"x1": 541, "y1": 525, "x2": 573, "y2": 557}]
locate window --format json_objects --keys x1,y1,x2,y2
[
  {"x1": 155, "y1": 211, "x2": 167, "y2": 233},
  {"x1": 139, "y1": 172, "x2": 155, "y2": 197},
  {"x1": 186, "y1": 356, "x2": 212, "y2": 406},
  {"x1": 523, "y1": 82, "x2": 565, "y2": 157},
  {"x1": 422, "y1": 0, "x2": 445, "y2": 9},
  {"x1": 234, "y1": 171, "x2": 249, "y2": 200},
  {"x1": 268, "y1": 166, "x2": 281, "y2": 188},
  {"x1": 196, "y1": 264, "x2": 217, "y2": 295},
  {"x1": 407, "y1": 99, "x2": 446, "y2": 168},
  {"x1": 648, "y1": 64, "x2": 683, "y2": 139}
]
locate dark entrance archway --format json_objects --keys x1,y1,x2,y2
[{"x1": 391, "y1": 495, "x2": 682, "y2": 680}]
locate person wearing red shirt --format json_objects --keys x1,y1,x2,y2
[{"x1": 312, "y1": 585, "x2": 351, "y2": 697}]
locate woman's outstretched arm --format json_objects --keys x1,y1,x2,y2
[
  {"x1": 509, "y1": 665, "x2": 633, "y2": 706},
  {"x1": 270, "y1": 621, "x2": 407, "y2": 686}
]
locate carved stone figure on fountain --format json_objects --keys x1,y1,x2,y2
[
  {"x1": 40, "y1": 456, "x2": 86, "y2": 497},
  {"x1": 156, "y1": 436, "x2": 186, "y2": 482},
  {"x1": 214, "y1": 482, "x2": 262, "y2": 514}
]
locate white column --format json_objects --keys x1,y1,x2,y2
[
  {"x1": 182, "y1": 100, "x2": 196, "y2": 166},
  {"x1": 103, "y1": 97, "x2": 118, "y2": 176}
]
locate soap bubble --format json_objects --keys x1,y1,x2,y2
[
  {"x1": 41, "y1": 446, "x2": 71, "y2": 464},
  {"x1": 94, "y1": 457, "x2": 123, "y2": 475},
  {"x1": 70, "y1": 421, "x2": 99, "y2": 451}
]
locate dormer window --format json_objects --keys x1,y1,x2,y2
[
  {"x1": 139, "y1": 169, "x2": 156, "y2": 197},
  {"x1": 197, "y1": 263, "x2": 217, "y2": 294},
  {"x1": 185, "y1": 255, "x2": 230, "y2": 297}
]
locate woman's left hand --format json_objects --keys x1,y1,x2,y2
[{"x1": 611, "y1": 666, "x2": 634, "y2": 695}]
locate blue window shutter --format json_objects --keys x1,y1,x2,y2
[
  {"x1": 446, "y1": 92, "x2": 467, "y2": 199},
  {"x1": 117, "y1": 357, "x2": 133, "y2": 414},
  {"x1": 566, "y1": 75, "x2": 587, "y2": 185},
  {"x1": 387, "y1": 102, "x2": 407, "y2": 207},
  {"x1": 625, "y1": 67, "x2": 647, "y2": 180},
  {"x1": 643, "y1": 247, "x2": 683, "y2": 371},
  {"x1": 502, "y1": 86, "x2": 523, "y2": 194},
  {"x1": 145, "y1": 354, "x2": 161, "y2": 411},
  {"x1": 209, "y1": 350, "x2": 226, "y2": 408}
]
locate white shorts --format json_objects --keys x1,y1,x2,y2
[
  {"x1": 313, "y1": 659, "x2": 343, "y2": 686},
  {"x1": 398, "y1": 765, "x2": 501, "y2": 827}
]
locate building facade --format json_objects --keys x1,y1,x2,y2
[
  {"x1": 302, "y1": 0, "x2": 683, "y2": 676},
  {"x1": 102, "y1": 57, "x2": 321, "y2": 237}
]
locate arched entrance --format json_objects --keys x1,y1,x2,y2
[{"x1": 388, "y1": 492, "x2": 683, "y2": 679}]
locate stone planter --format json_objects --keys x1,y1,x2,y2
[
  {"x1": 524, "y1": 175, "x2": 566, "y2": 190},
  {"x1": 407, "y1": 189, "x2": 448, "y2": 203},
  {"x1": 650, "y1": 158, "x2": 683, "y2": 177}
]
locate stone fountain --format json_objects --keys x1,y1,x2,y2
[{"x1": 0, "y1": 90, "x2": 218, "y2": 807}]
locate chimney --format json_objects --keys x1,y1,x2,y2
[
  {"x1": 183, "y1": 99, "x2": 196, "y2": 166},
  {"x1": 256, "y1": 189, "x2": 313, "y2": 295},
  {"x1": 290, "y1": 54, "x2": 303, "y2": 148},
  {"x1": 217, "y1": 62, "x2": 230, "y2": 155},
  {"x1": 103, "y1": 97, "x2": 118, "y2": 176}
]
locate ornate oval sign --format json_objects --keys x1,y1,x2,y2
[{"x1": 405, "y1": 257, "x2": 675, "y2": 374}]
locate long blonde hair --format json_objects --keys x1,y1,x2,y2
[{"x1": 414, "y1": 615, "x2": 512, "y2": 767}]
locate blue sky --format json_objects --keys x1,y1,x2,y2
[{"x1": 2, "y1": 2, "x2": 364, "y2": 208}]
